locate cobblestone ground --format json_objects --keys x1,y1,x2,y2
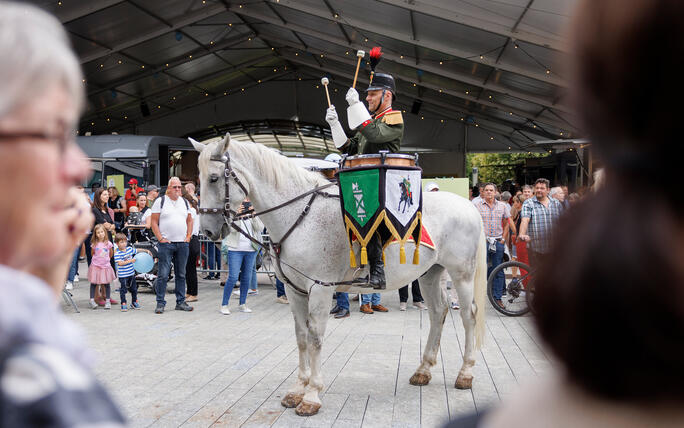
[{"x1": 64, "y1": 264, "x2": 551, "y2": 428}]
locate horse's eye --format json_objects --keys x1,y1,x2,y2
[{"x1": 210, "y1": 174, "x2": 219, "y2": 183}]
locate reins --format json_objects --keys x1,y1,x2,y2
[{"x1": 199, "y1": 151, "x2": 361, "y2": 295}]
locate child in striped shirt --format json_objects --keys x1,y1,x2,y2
[{"x1": 114, "y1": 233, "x2": 140, "y2": 312}]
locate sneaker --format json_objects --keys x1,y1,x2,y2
[
  {"x1": 413, "y1": 301, "x2": 428, "y2": 310},
  {"x1": 220, "y1": 305, "x2": 231, "y2": 315},
  {"x1": 451, "y1": 300, "x2": 460, "y2": 310},
  {"x1": 121, "y1": 304, "x2": 128, "y2": 312},
  {"x1": 238, "y1": 304, "x2": 252, "y2": 313},
  {"x1": 175, "y1": 302, "x2": 194, "y2": 311},
  {"x1": 247, "y1": 289, "x2": 258, "y2": 295},
  {"x1": 155, "y1": 303, "x2": 164, "y2": 314},
  {"x1": 276, "y1": 295, "x2": 289, "y2": 304},
  {"x1": 96, "y1": 299, "x2": 105, "y2": 306},
  {"x1": 89, "y1": 300, "x2": 98, "y2": 310},
  {"x1": 73, "y1": 274, "x2": 80, "y2": 282},
  {"x1": 109, "y1": 298, "x2": 118, "y2": 305},
  {"x1": 202, "y1": 274, "x2": 215, "y2": 280},
  {"x1": 132, "y1": 301, "x2": 141, "y2": 310},
  {"x1": 104, "y1": 301, "x2": 112, "y2": 310},
  {"x1": 399, "y1": 302, "x2": 407, "y2": 311},
  {"x1": 65, "y1": 281, "x2": 73, "y2": 291}
]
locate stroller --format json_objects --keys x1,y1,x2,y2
[{"x1": 122, "y1": 224, "x2": 174, "y2": 293}]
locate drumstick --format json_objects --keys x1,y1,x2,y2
[
  {"x1": 321, "y1": 77, "x2": 331, "y2": 107},
  {"x1": 352, "y1": 50, "x2": 365, "y2": 89}
]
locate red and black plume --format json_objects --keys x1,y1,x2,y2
[{"x1": 369, "y1": 46, "x2": 382, "y2": 83}]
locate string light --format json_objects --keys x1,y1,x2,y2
[
  {"x1": 258, "y1": 79, "x2": 261, "y2": 83},
  {"x1": 124, "y1": 116, "x2": 127, "y2": 119},
  {"x1": 205, "y1": 93, "x2": 208, "y2": 96},
  {"x1": 141, "y1": 65, "x2": 145, "y2": 69},
  {"x1": 118, "y1": 60, "x2": 122, "y2": 64},
  {"x1": 91, "y1": 122, "x2": 94, "y2": 125},
  {"x1": 546, "y1": 69, "x2": 551, "y2": 74}
]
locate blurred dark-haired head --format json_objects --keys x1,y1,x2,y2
[{"x1": 533, "y1": 0, "x2": 684, "y2": 404}]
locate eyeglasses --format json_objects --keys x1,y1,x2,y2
[{"x1": 0, "y1": 122, "x2": 76, "y2": 155}]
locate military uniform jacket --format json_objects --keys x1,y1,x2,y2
[{"x1": 344, "y1": 107, "x2": 403, "y2": 155}]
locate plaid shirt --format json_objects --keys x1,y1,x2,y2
[
  {"x1": 473, "y1": 199, "x2": 509, "y2": 238},
  {"x1": 521, "y1": 196, "x2": 562, "y2": 253}
]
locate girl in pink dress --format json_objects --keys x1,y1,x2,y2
[{"x1": 87, "y1": 224, "x2": 116, "y2": 309}]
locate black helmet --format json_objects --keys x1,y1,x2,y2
[{"x1": 366, "y1": 73, "x2": 396, "y2": 95}]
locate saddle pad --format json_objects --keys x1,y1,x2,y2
[{"x1": 386, "y1": 224, "x2": 435, "y2": 250}]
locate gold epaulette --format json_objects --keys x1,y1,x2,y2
[{"x1": 381, "y1": 111, "x2": 403, "y2": 125}]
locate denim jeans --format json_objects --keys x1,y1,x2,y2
[
  {"x1": 156, "y1": 242, "x2": 189, "y2": 306},
  {"x1": 67, "y1": 247, "x2": 80, "y2": 282},
  {"x1": 221, "y1": 250, "x2": 257, "y2": 306},
  {"x1": 336, "y1": 292, "x2": 349, "y2": 310},
  {"x1": 488, "y1": 241, "x2": 506, "y2": 300},
  {"x1": 361, "y1": 293, "x2": 381, "y2": 306},
  {"x1": 119, "y1": 275, "x2": 138, "y2": 304},
  {"x1": 206, "y1": 242, "x2": 221, "y2": 276},
  {"x1": 275, "y1": 278, "x2": 286, "y2": 297},
  {"x1": 250, "y1": 265, "x2": 257, "y2": 291}
]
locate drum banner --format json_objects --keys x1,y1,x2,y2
[
  {"x1": 338, "y1": 168, "x2": 385, "y2": 267},
  {"x1": 338, "y1": 165, "x2": 423, "y2": 267},
  {"x1": 383, "y1": 169, "x2": 423, "y2": 264}
]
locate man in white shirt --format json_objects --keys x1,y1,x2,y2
[{"x1": 150, "y1": 177, "x2": 194, "y2": 313}]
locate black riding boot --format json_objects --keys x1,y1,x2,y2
[{"x1": 367, "y1": 235, "x2": 386, "y2": 290}]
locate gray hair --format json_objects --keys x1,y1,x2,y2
[
  {"x1": 550, "y1": 186, "x2": 563, "y2": 198},
  {"x1": 0, "y1": 2, "x2": 84, "y2": 119},
  {"x1": 501, "y1": 191, "x2": 512, "y2": 202}
]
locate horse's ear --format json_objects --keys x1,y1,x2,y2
[
  {"x1": 212, "y1": 133, "x2": 231, "y2": 157},
  {"x1": 188, "y1": 137, "x2": 205, "y2": 152}
]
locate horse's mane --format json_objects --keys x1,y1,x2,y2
[{"x1": 199, "y1": 137, "x2": 330, "y2": 189}]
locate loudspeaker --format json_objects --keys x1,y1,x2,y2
[
  {"x1": 411, "y1": 99, "x2": 422, "y2": 115},
  {"x1": 140, "y1": 101, "x2": 150, "y2": 117}
]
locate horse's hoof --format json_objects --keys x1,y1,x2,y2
[
  {"x1": 281, "y1": 393, "x2": 304, "y2": 408},
  {"x1": 455, "y1": 375, "x2": 473, "y2": 389},
  {"x1": 409, "y1": 371, "x2": 432, "y2": 386},
  {"x1": 295, "y1": 400, "x2": 321, "y2": 416}
]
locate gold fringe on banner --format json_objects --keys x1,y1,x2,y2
[
  {"x1": 382, "y1": 211, "x2": 423, "y2": 265},
  {"x1": 343, "y1": 212, "x2": 387, "y2": 268}
]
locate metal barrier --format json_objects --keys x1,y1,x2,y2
[{"x1": 197, "y1": 233, "x2": 276, "y2": 286}]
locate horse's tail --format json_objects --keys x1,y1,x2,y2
[{"x1": 473, "y1": 223, "x2": 487, "y2": 349}]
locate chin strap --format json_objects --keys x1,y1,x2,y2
[{"x1": 370, "y1": 89, "x2": 388, "y2": 115}]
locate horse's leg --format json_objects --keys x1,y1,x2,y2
[
  {"x1": 409, "y1": 265, "x2": 449, "y2": 386},
  {"x1": 281, "y1": 287, "x2": 310, "y2": 408},
  {"x1": 451, "y1": 271, "x2": 476, "y2": 389},
  {"x1": 295, "y1": 285, "x2": 334, "y2": 416}
]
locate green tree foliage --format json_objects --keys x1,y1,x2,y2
[{"x1": 466, "y1": 152, "x2": 549, "y2": 185}]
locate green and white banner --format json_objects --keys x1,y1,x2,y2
[
  {"x1": 337, "y1": 164, "x2": 424, "y2": 267},
  {"x1": 339, "y1": 169, "x2": 380, "y2": 228}
]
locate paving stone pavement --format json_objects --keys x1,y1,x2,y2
[{"x1": 63, "y1": 266, "x2": 552, "y2": 428}]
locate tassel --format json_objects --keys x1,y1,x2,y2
[
  {"x1": 399, "y1": 245, "x2": 406, "y2": 264},
  {"x1": 361, "y1": 246, "x2": 368, "y2": 266},
  {"x1": 349, "y1": 248, "x2": 357, "y2": 268},
  {"x1": 382, "y1": 250, "x2": 386, "y2": 264},
  {"x1": 413, "y1": 247, "x2": 420, "y2": 264}
]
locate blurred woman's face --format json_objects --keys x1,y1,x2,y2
[
  {"x1": 109, "y1": 187, "x2": 118, "y2": 198},
  {"x1": 0, "y1": 84, "x2": 89, "y2": 267},
  {"x1": 100, "y1": 190, "x2": 109, "y2": 205},
  {"x1": 137, "y1": 195, "x2": 147, "y2": 208}
]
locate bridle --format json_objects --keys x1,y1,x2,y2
[{"x1": 198, "y1": 151, "x2": 338, "y2": 294}]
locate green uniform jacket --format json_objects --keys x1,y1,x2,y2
[{"x1": 343, "y1": 109, "x2": 403, "y2": 155}]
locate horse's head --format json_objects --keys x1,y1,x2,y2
[{"x1": 191, "y1": 133, "x2": 248, "y2": 241}]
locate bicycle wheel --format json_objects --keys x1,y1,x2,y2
[{"x1": 487, "y1": 261, "x2": 532, "y2": 316}]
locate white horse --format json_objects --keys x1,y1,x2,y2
[{"x1": 192, "y1": 135, "x2": 487, "y2": 416}]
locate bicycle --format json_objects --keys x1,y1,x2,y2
[{"x1": 487, "y1": 260, "x2": 534, "y2": 316}]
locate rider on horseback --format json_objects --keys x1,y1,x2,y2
[{"x1": 324, "y1": 73, "x2": 403, "y2": 289}]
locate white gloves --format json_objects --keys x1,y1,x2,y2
[
  {"x1": 325, "y1": 106, "x2": 348, "y2": 148},
  {"x1": 325, "y1": 105, "x2": 339, "y2": 126},
  {"x1": 346, "y1": 87, "x2": 360, "y2": 105}
]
